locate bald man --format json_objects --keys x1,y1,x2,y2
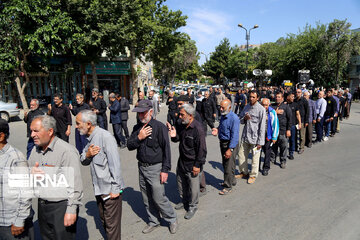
[
  {"x1": 260, "y1": 98, "x2": 279, "y2": 176},
  {"x1": 212, "y1": 99, "x2": 239, "y2": 195}
]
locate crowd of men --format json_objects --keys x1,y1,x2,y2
[{"x1": 0, "y1": 85, "x2": 354, "y2": 240}]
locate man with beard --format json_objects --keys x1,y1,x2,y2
[
  {"x1": 148, "y1": 90, "x2": 159, "y2": 119},
  {"x1": 303, "y1": 91, "x2": 316, "y2": 148},
  {"x1": 286, "y1": 93, "x2": 301, "y2": 159},
  {"x1": 24, "y1": 98, "x2": 44, "y2": 158},
  {"x1": 90, "y1": 88, "x2": 108, "y2": 130},
  {"x1": 127, "y1": 100, "x2": 178, "y2": 234},
  {"x1": 215, "y1": 89, "x2": 226, "y2": 121},
  {"x1": 323, "y1": 89, "x2": 336, "y2": 141},
  {"x1": 76, "y1": 110, "x2": 124, "y2": 240},
  {"x1": 294, "y1": 88, "x2": 309, "y2": 154},
  {"x1": 166, "y1": 91, "x2": 178, "y2": 126},
  {"x1": 69, "y1": 93, "x2": 90, "y2": 153},
  {"x1": 237, "y1": 90, "x2": 266, "y2": 184},
  {"x1": 212, "y1": 99, "x2": 239, "y2": 194},
  {"x1": 314, "y1": 91, "x2": 327, "y2": 144},
  {"x1": 270, "y1": 92, "x2": 292, "y2": 168},
  {"x1": 47, "y1": 93, "x2": 72, "y2": 142},
  {"x1": 108, "y1": 93, "x2": 126, "y2": 148},
  {"x1": 168, "y1": 104, "x2": 206, "y2": 219}
]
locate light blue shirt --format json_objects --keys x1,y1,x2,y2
[{"x1": 218, "y1": 111, "x2": 240, "y2": 149}]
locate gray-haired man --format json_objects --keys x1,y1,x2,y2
[{"x1": 76, "y1": 110, "x2": 125, "y2": 239}]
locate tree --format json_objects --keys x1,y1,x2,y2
[
  {"x1": 206, "y1": 38, "x2": 231, "y2": 83},
  {"x1": 0, "y1": 0, "x2": 83, "y2": 110}
]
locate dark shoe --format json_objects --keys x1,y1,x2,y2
[
  {"x1": 169, "y1": 219, "x2": 178, "y2": 234},
  {"x1": 175, "y1": 202, "x2": 184, "y2": 210},
  {"x1": 184, "y1": 209, "x2": 197, "y2": 220},
  {"x1": 280, "y1": 162, "x2": 286, "y2": 169},
  {"x1": 288, "y1": 155, "x2": 294, "y2": 160},
  {"x1": 142, "y1": 224, "x2": 159, "y2": 234},
  {"x1": 298, "y1": 149, "x2": 304, "y2": 154},
  {"x1": 262, "y1": 170, "x2": 269, "y2": 176}
]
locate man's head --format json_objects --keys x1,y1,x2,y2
[
  {"x1": 218, "y1": 88, "x2": 222, "y2": 94},
  {"x1": 296, "y1": 88, "x2": 302, "y2": 99},
  {"x1": 149, "y1": 90, "x2": 154, "y2": 98},
  {"x1": 115, "y1": 93, "x2": 121, "y2": 101},
  {"x1": 177, "y1": 95, "x2": 191, "y2": 108},
  {"x1": 204, "y1": 91, "x2": 210, "y2": 99},
  {"x1": 287, "y1": 92, "x2": 295, "y2": 103},
  {"x1": 109, "y1": 92, "x2": 116, "y2": 102},
  {"x1": 249, "y1": 90, "x2": 259, "y2": 105},
  {"x1": 261, "y1": 98, "x2": 270, "y2": 111},
  {"x1": 0, "y1": 119, "x2": 9, "y2": 144},
  {"x1": 76, "y1": 110, "x2": 97, "y2": 136},
  {"x1": 139, "y1": 91, "x2": 144, "y2": 100},
  {"x1": 197, "y1": 91, "x2": 202, "y2": 97},
  {"x1": 220, "y1": 99, "x2": 231, "y2": 115},
  {"x1": 132, "y1": 100, "x2": 153, "y2": 124},
  {"x1": 53, "y1": 94, "x2": 63, "y2": 106},
  {"x1": 303, "y1": 91, "x2": 310, "y2": 100},
  {"x1": 179, "y1": 104, "x2": 195, "y2": 125},
  {"x1": 75, "y1": 94, "x2": 84, "y2": 105},
  {"x1": 209, "y1": 86, "x2": 213, "y2": 92},
  {"x1": 29, "y1": 99, "x2": 39, "y2": 110},
  {"x1": 318, "y1": 91, "x2": 324, "y2": 99},
  {"x1": 92, "y1": 88, "x2": 99, "y2": 99},
  {"x1": 30, "y1": 115, "x2": 56, "y2": 149},
  {"x1": 187, "y1": 88, "x2": 192, "y2": 95},
  {"x1": 326, "y1": 89, "x2": 333, "y2": 97},
  {"x1": 169, "y1": 91, "x2": 174, "y2": 98},
  {"x1": 338, "y1": 91, "x2": 343, "y2": 97}
]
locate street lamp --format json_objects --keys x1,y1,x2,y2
[{"x1": 237, "y1": 23, "x2": 259, "y2": 81}]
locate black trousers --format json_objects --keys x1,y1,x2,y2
[
  {"x1": 262, "y1": 140, "x2": 272, "y2": 171},
  {"x1": 56, "y1": 131, "x2": 69, "y2": 143},
  {"x1": 271, "y1": 134, "x2": 288, "y2": 164},
  {"x1": 96, "y1": 195, "x2": 123, "y2": 240},
  {"x1": 167, "y1": 111, "x2": 177, "y2": 126},
  {"x1": 121, "y1": 120, "x2": 129, "y2": 138},
  {"x1": 305, "y1": 122, "x2": 313, "y2": 147},
  {"x1": 38, "y1": 199, "x2": 77, "y2": 240},
  {"x1": 112, "y1": 123, "x2": 126, "y2": 145},
  {"x1": 219, "y1": 140, "x2": 236, "y2": 189},
  {"x1": 331, "y1": 117, "x2": 338, "y2": 134},
  {"x1": 75, "y1": 128, "x2": 88, "y2": 154},
  {"x1": 176, "y1": 163, "x2": 200, "y2": 211}
]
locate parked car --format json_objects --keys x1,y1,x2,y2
[{"x1": 0, "y1": 100, "x2": 20, "y2": 122}]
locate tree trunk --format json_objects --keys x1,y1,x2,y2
[
  {"x1": 14, "y1": 76, "x2": 28, "y2": 111},
  {"x1": 91, "y1": 61, "x2": 99, "y2": 89},
  {"x1": 130, "y1": 47, "x2": 138, "y2": 104}
]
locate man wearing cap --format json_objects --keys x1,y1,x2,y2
[
  {"x1": 90, "y1": 88, "x2": 108, "y2": 130},
  {"x1": 0, "y1": 119, "x2": 33, "y2": 239},
  {"x1": 127, "y1": 100, "x2": 178, "y2": 234}
]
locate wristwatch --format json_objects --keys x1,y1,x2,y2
[{"x1": 229, "y1": 148, "x2": 234, "y2": 152}]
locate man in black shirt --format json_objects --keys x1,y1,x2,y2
[
  {"x1": 69, "y1": 93, "x2": 90, "y2": 153},
  {"x1": 271, "y1": 92, "x2": 292, "y2": 168},
  {"x1": 90, "y1": 88, "x2": 107, "y2": 130},
  {"x1": 117, "y1": 94, "x2": 130, "y2": 139},
  {"x1": 166, "y1": 91, "x2": 178, "y2": 126},
  {"x1": 286, "y1": 92, "x2": 301, "y2": 160},
  {"x1": 202, "y1": 91, "x2": 217, "y2": 131},
  {"x1": 186, "y1": 88, "x2": 195, "y2": 105},
  {"x1": 47, "y1": 93, "x2": 72, "y2": 142},
  {"x1": 127, "y1": 100, "x2": 178, "y2": 235},
  {"x1": 108, "y1": 93, "x2": 126, "y2": 148},
  {"x1": 168, "y1": 104, "x2": 206, "y2": 220},
  {"x1": 323, "y1": 89, "x2": 337, "y2": 141},
  {"x1": 24, "y1": 98, "x2": 44, "y2": 158},
  {"x1": 294, "y1": 89, "x2": 309, "y2": 154}
]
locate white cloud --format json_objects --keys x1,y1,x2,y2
[{"x1": 183, "y1": 9, "x2": 231, "y2": 46}]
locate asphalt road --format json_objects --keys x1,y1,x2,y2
[{"x1": 7, "y1": 102, "x2": 360, "y2": 240}]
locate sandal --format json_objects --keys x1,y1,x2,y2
[{"x1": 219, "y1": 188, "x2": 232, "y2": 195}]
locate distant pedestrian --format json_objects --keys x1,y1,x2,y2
[
  {"x1": 148, "y1": 90, "x2": 159, "y2": 119},
  {"x1": 24, "y1": 98, "x2": 44, "y2": 158},
  {"x1": 166, "y1": 91, "x2": 178, "y2": 126},
  {"x1": 108, "y1": 93, "x2": 126, "y2": 148},
  {"x1": 47, "y1": 93, "x2": 72, "y2": 142},
  {"x1": 303, "y1": 91, "x2": 316, "y2": 148},
  {"x1": 118, "y1": 94, "x2": 130, "y2": 139},
  {"x1": 314, "y1": 91, "x2": 327, "y2": 144},
  {"x1": 69, "y1": 93, "x2": 90, "y2": 153},
  {"x1": 90, "y1": 88, "x2": 108, "y2": 130}
]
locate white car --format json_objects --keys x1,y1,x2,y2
[{"x1": 0, "y1": 100, "x2": 20, "y2": 122}]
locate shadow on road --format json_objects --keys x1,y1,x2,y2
[
  {"x1": 85, "y1": 201, "x2": 106, "y2": 239},
  {"x1": 204, "y1": 171, "x2": 223, "y2": 190},
  {"x1": 122, "y1": 187, "x2": 148, "y2": 223},
  {"x1": 76, "y1": 217, "x2": 89, "y2": 240},
  {"x1": 164, "y1": 171, "x2": 182, "y2": 205}
]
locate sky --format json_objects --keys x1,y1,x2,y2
[{"x1": 166, "y1": 0, "x2": 360, "y2": 65}]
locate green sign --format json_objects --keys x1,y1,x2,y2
[{"x1": 85, "y1": 61, "x2": 130, "y2": 75}]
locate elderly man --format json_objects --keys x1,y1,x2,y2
[
  {"x1": 24, "y1": 98, "x2": 44, "y2": 158},
  {"x1": 260, "y1": 98, "x2": 279, "y2": 176},
  {"x1": 0, "y1": 119, "x2": 33, "y2": 239},
  {"x1": 303, "y1": 91, "x2": 316, "y2": 148},
  {"x1": 271, "y1": 92, "x2": 292, "y2": 169},
  {"x1": 294, "y1": 88, "x2": 309, "y2": 154},
  {"x1": 202, "y1": 91, "x2": 217, "y2": 131},
  {"x1": 108, "y1": 93, "x2": 126, "y2": 148},
  {"x1": 127, "y1": 100, "x2": 178, "y2": 234},
  {"x1": 314, "y1": 91, "x2": 327, "y2": 144},
  {"x1": 212, "y1": 99, "x2": 239, "y2": 194},
  {"x1": 168, "y1": 104, "x2": 206, "y2": 219},
  {"x1": 148, "y1": 90, "x2": 159, "y2": 119},
  {"x1": 47, "y1": 93, "x2": 72, "y2": 142},
  {"x1": 90, "y1": 88, "x2": 108, "y2": 130},
  {"x1": 76, "y1": 110, "x2": 125, "y2": 240},
  {"x1": 29, "y1": 115, "x2": 83, "y2": 239},
  {"x1": 215, "y1": 89, "x2": 226, "y2": 121},
  {"x1": 69, "y1": 93, "x2": 90, "y2": 153},
  {"x1": 237, "y1": 90, "x2": 266, "y2": 184}
]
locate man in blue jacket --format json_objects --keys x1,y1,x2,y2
[
  {"x1": 108, "y1": 93, "x2": 126, "y2": 148},
  {"x1": 261, "y1": 98, "x2": 279, "y2": 176}
]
